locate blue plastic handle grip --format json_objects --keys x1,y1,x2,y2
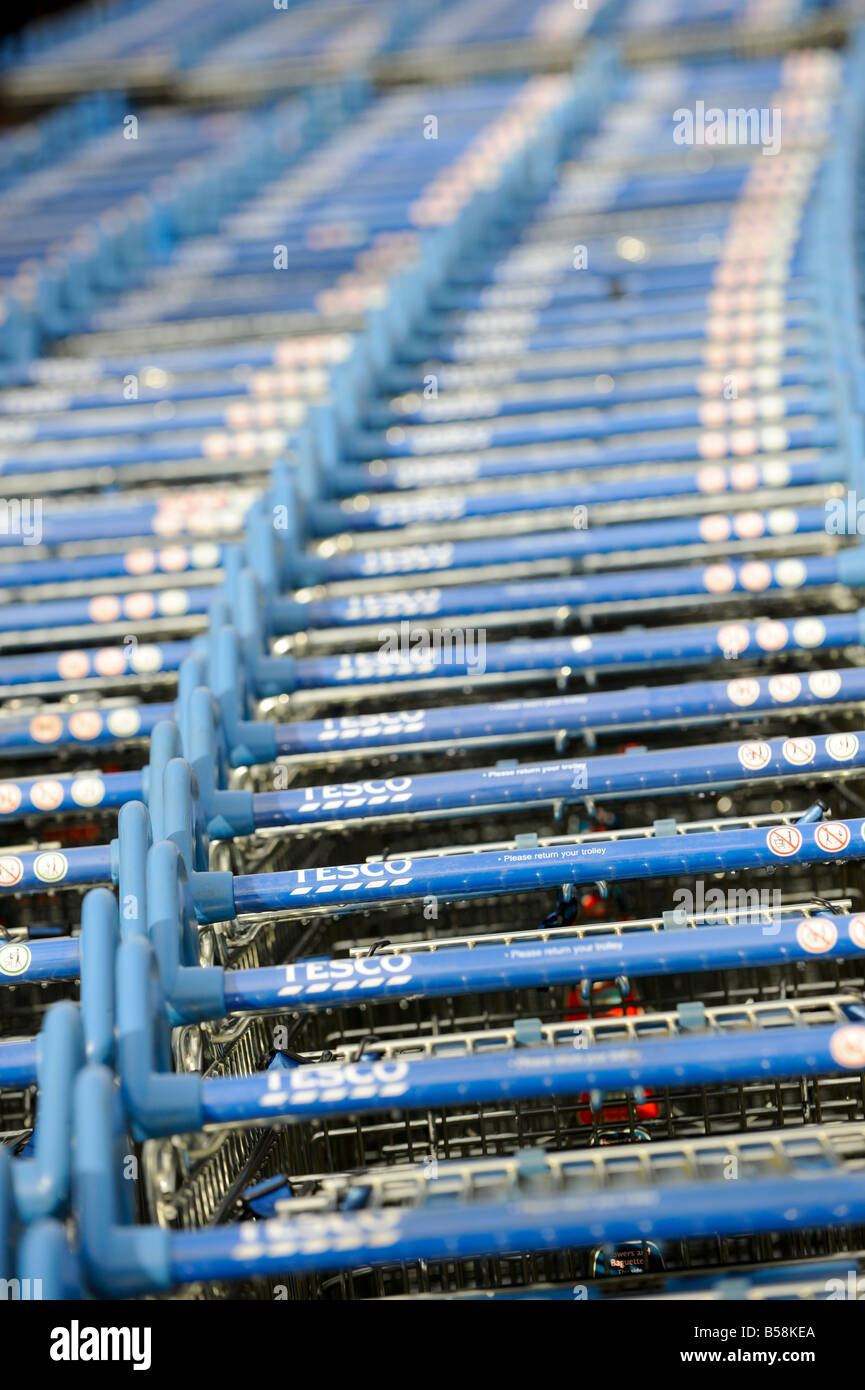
[
  {"x1": 273, "y1": 666, "x2": 865, "y2": 756},
  {"x1": 0, "y1": 702, "x2": 170, "y2": 758},
  {"x1": 0, "y1": 1038, "x2": 38, "y2": 1088},
  {"x1": 230, "y1": 816, "x2": 865, "y2": 918},
  {"x1": 252, "y1": 727, "x2": 865, "y2": 829},
  {"x1": 0, "y1": 770, "x2": 143, "y2": 818},
  {"x1": 168, "y1": 1171, "x2": 865, "y2": 1283},
  {"x1": 0, "y1": 937, "x2": 80, "y2": 985},
  {"x1": 222, "y1": 913, "x2": 865, "y2": 1014},
  {"x1": 293, "y1": 609, "x2": 859, "y2": 690},
  {"x1": 305, "y1": 551, "x2": 845, "y2": 628},
  {"x1": 199, "y1": 1019, "x2": 865, "y2": 1126},
  {"x1": 318, "y1": 505, "x2": 832, "y2": 583},
  {"x1": 0, "y1": 844, "x2": 112, "y2": 898},
  {"x1": 323, "y1": 456, "x2": 831, "y2": 532}
]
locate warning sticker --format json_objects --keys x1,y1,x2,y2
[
  {"x1": 29, "y1": 714, "x2": 62, "y2": 744},
  {"x1": 718, "y1": 623, "x2": 750, "y2": 657},
  {"x1": 69, "y1": 711, "x2": 103, "y2": 741},
  {"x1": 825, "y1": 733, "x2": 860, "y2": 763},
  {"x1": 768, "y1": 674, "x2": 801, "y2": 703},
  {"x1": 795, "y1": 917, "x2": 838, "y2": 954},
  {"x1": 30, "y1": 780, "x2": 64, "y2": 811},
  {"x1": 70, "y1": 776, "x2": 105, "y2": 808},
  {"x1": 0, "y1": 784, "x2": 22, "y2": 815},
  {"x1": 848, "y1": 916, "x2": 865, "y2": 950},
  {"x1": 33, "y1": 852, "x2": 68, "y2": 884},
  {"x1": 829, "y1": 1025, "x2": 865, "y2": 1071},
  {"x1": 107, "y1": 708, "x2": 141, "y2": 737},
  {"x1": 766, "y1": 826, "x2": 802, "y2": 857},
  {"x1": 793, "y1": 618, "x2": 826, "y2": 649},
  {"x1": 781, "y1": 736, "x2": 815, "y2": 766},
  {"x1": 814, "y1": 822, "x2": 851, "y2": 855},
  {"x1": 739, "y1": 560, "x2": 771, "y2": 591},
  {"x1": 703, "y1": 564, "x2": 736, "y2": 594},
  {"x1": 0, "y1": 944, "x2": 30, "y2": 976},
  {"x1": 808, "y1": 670, "x2": 842, "y2": 700},
  {"x1": 727, "y1": 678, "x2": 760, "y2": 707},
  {"x1": 0, "y1": 855, "x2": 24, "y2": 886},
  {"x1": 700, "y1": 514, "x2": 732, "y2": 543},
  {"x1": 57, "y1": 651, "x2": 89, "y2": 680},
  {"x1": 738, "y1": 741, "x2": 772, "y2": 771},
  {"x1": 755, "y1": 620, "x2": 788, "y2": 652}
]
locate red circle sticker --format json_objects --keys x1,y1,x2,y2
[
  {"x1": 57, "y1": 651, "x2": 89, "y2": 680},
  {"x1": 755, "y1": 620, "x2": 788, "y2": 652},
  {"x1": 68, "y1": 711, "x2": 103, "y2": 741},
  {"x1": 125, "y1": 549, "x2": 156, "y2": 575},
  {"x1": 848, "y1": 916, "x2": 865, "y2": 950},
  {"x1": 94, "y1": 648, "x2": 126, "y2": 677},
  {"x1": 815, "y1": 822, "x2": 851, "y2": 855},
  {"x1": 0, "y1": 855, "x2": 24, "y2": 886},
  {"x1": 697, "y1": 465, "x2": 727, "y2": 494},
  {"x1": 733, "y1": 510, "x2": 765, "y2": 539},
  {"x1": 699, "y1": 514, "x2": 732, "y2": 543},
  {"x1": 740, "y1": 561, "x2": 771, "y2": 591},
  {"x1": 88, "y1": 595, "x2": 121, "y2": 624},
  {"x1": 796, "y1": 917, "x2": 838, "y2": 954},
  {"x1": 159, "y1": 546, "x2": 188, "y2": 572},
  {"x1": 703, "y1": 564, "x2": 736, "y2": 594},
  {"x1": 29, "y1": 714, "x2": 63, "y2": 744},
  {"x1": 767, "y1": 826, "x2": 802, "y2": 857},
  {"x1": 829, "y1": 1025, "x2": 865, "y2": 1070},
  {"x1": 738, "y1": 741, "x2": 772, "y2": 771},
  {"x1": 718, "y1": 624, "x2": 750, "y2": 656},
  {"x1": 730, "y1": 461, "x2": 760, "y2": 490},
  {"x1": 782, "y1": 736, "x2": 816, "y2": 766},
  {"x1": 123, "y1": 592, "x2": 156, "y2": 620},
  {"x1": 0, "y1": 784, "x2": 22, "y2": 815},
  {"x1": 727, "y1": 678, "x2": 760, "y2": 707},
  {"x1": 768, "y1": 674, "x2": 801, "y2": 703},
  {"x1": 30, "y1": 780, "x2": 63, "y2": 811}
]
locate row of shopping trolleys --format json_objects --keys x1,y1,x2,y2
[{"x1": 4, "y1": 35, "x2": 865, "y2": 1298}]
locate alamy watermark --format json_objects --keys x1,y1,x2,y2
[
  {"x1": 673, "y1": 101, "x2": 781, "y2": 156},
  {"x1": 0, "y1": 496, "x2": 42, "y2": 546},
  {"x1": 671, "y1": 882, "x2": 783, "y2": 932},
  {"x1": 378, "y1": 621, "x2": 487, "y2": 676}
]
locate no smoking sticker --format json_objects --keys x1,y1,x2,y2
[
  {"x1": 815, "y1": 822, "x2": 851, "y2": 855},
  {"x1": 767, "y1": 826, "x2": 802, "y2": 857},
  {"x1": 30, "y1": 780, "x2": 64, "y2": 811},
  {"x1": 755, "y1": 620, "x2": 788, "y2": 652},
  {"x1": 727, "y1": 678, "x2": 760, "y2": 707},
  {"x1": 768, "y1": 674, "x2": 801, "y2": 703},
  {"x1": 0, "y1": 784, "x2": 22, "y2": 815},
  {"x1": 782, "y1": 737, "x2": 815, "y2": 766},
  {"x1": 848, "y1": 916, "x2": 865, "y2": 950},
  {"x1": 829, "y1": 1025, "x2": 865, "y2": 1071},
  {"x1": 718, "y1": 623, "x2": 750, "y2": 657},
  {"x1": 796, "y1": 917, "x2": 838, "y2": 954},
  {"x1": 0, "y1": 855, "x2": 24, "y2": 886},
  {"x1": 29, "y1": 714, "x2": 62, "y2": 744},
  {"x1": 738, "y1": 741, "x2": 772, "y2": 771}
]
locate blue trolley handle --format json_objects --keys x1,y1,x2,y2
[
  {"x1": 194, "y1": 1018, "x2": 865, "y2": 1128},
  {"x1": 166, "y1": 1170, "x2": 865, "y2": 1285},
  {"x1": 228, "y1": 816, "x2": 865, "y2": 921}
]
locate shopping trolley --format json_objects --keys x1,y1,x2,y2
[{"x1": 5, "y1": 0, "x2": 865, "y2": 1311}]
